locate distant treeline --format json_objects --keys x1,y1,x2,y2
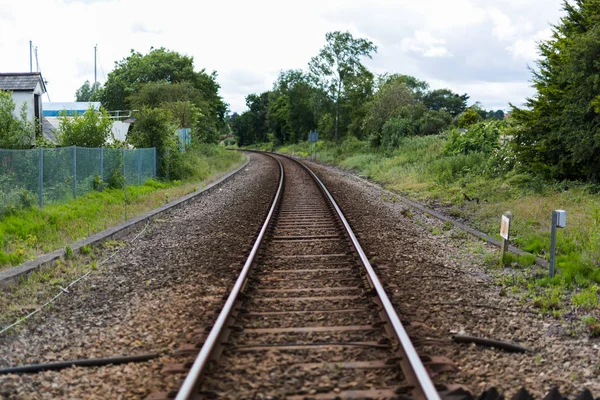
[{"x1": 230, "y1": 31, "x2": 504, "y2": 150}]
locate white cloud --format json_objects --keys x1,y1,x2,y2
[
  {"x1": 0, "y1": 0, "x2": 564, "y2": 112},
  {"x1": 508, "y1": 28, "x2": 553, "y2": 61},
  {"x1": 401, "y1": 31, "x2": 452, "y2": 58}
]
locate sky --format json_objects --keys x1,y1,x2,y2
[{"x1": 0, "y1": 0, "x2": 564, "y2": 113}]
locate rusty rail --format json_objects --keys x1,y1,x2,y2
[
  {"x1": 286, "y1": 154, "x2": 441, "y2": 400},
  {"x1": 174, "y1": 156, "x2": 284, "y2": 400},
  {"x1": 174, "y1": 151, "x2": 440, "y2": 400}
]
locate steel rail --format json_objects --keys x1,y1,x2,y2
[
  {"x1": 175, "y1": 156, "x2": 285, "y2": 400},
  {"x1": 286, "y1": 154, "x2": 441, "y2": 400}
]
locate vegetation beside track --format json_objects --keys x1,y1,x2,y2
[
  {"x1": 0, "y1": 145, "x2": 244, "y2": 271},
  {"x1": 269, "y1": 138, "x2": 600, "y2": 315}
]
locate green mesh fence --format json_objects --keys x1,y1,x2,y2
[{"x1": 0, "y1": 146, "x2": 156, "y2": 213}]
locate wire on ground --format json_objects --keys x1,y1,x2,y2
[{"x1": 0, "y1": 222, "x2": 150, "y2": 337}]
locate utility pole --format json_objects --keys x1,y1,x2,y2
[
  {"x1": 94, "y1": 45, "x2": 97, "y2": 93},
  {"x1": 29, "y1": 41, "x2": 32, "y2": 72},
  {"x1": 34, "y1": 47, "x2": 39, "y2": 72}
]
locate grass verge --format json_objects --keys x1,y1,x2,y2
[
  {"x1": 271, "y1": 137, "x2": 600, "y2": 318},
  {"x1": 0, "y1": 145, "x2": 244, "y2": 271}
]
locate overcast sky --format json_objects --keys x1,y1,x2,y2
[{"x1": 0, "y1": 0, "x2": 564, "y2": 113}]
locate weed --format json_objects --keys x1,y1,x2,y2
[
  {"x1": 80, "y1": 245, "x2": 92, "y2": 256},
  {"x1": 532, "y1": 286, "x2": 565, "y2": 313},
  {"x1": 572, "y1": 285, "x2": 599, "y2": 310},
  {"x1": 442, "y1": 221, "x2": 453, "y2": 231},
  {"x1": 483, "y1": 252, "x2": 500, "y2": 267},
  {"x1": 64, "y1": 245, "x2": 74, "y2": 260},
  {"x1": 400, "y1": 208, "x2": 413, "y2": 219}
]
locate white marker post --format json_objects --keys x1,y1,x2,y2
[
  {"x1": 499, "y1": 212, "x2": 512, "y2": 266},
  {"x1": 549, "y1": 210, "x2": 567, "y2": 278}
]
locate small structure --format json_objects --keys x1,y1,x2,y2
[
  {"x1": 0, "y1": 73, "x2": 46, "y2": 129},
  {"x1": 42, "y1": 102, "x2": 100, "y2": 117}
]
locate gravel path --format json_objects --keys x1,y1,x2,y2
[
  {"x1": 303, "y1": 158, "x2": 600, "y2": 398},
  {"x1": 0, "y1": 153, "x2": 279, "y2": 400}
]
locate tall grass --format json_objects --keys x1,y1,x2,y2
[{"x1": 277, "y1": 136, "x2": 600, "y2": 288}]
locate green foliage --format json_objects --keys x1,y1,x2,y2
[
  {"x1": 422, "y1": 89, "x2": 469, "y2": 117},
  {"x1": 511, "y1": 0, "x2": 600, "y2": 181},
  {"x1": 128, "y1": 107, "x2": 177, "y2": 178},
  {"x1": 64, "y1": 245, "x2": 74, "y2": 260},
  {"x1": 381, "y1": 117, "x2": 420, "y2": 149},
  {"x1": 309, "y1": 31, "x2": 377, "y2": 143},
  {"x1": 100, "y1": 48, "x2": 226, "y2": 138},
  {"x1": 74, "y1": 80, "x2": 102, "y2": 102},
  {"x1": 0, "y1": 90, "x2": 35, "y2": 149},
  {"x1": 445, "y1": 120, "x2": 505, "y2": 156},
  {"x1": 0, "y1": 144, "x2": 242, "y2": 269},
  {"x1": 572, "y1": 285, "x2": 599, "y2": 309},
  {"x1": 457, "y1": 108, "x2": 482, "y2": 128},
  {"x1": 56, "y1": 104, "x2": 113, "y2": 147},
  {"x1": 363, "y1": 81, "x2": 415, "y2": 146}
]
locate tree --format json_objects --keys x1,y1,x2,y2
[
  {"x1": 363, "y1": 80, "x2": 415, "y2": 146},
  {"x1": 56, "y1": 104, "x2": 113, "y2": 147},
  {"x1": 377, "y1": 74, "x2": 429, "y2": 99},
  {"x1": 75, "y1": 80, "x2": 102, "y2": 102},
  {"x1": 423, "y1": 89, "x2": 469, "y2": 117},
  {"x1": 128, "y1": 107, "x2": 178, "y2": 177},
  {"x1": 0, "y1": 91, "x2": 35, "y2": 149},
  {"x1": 309, "y1": 31, "x2": 377, "y2": 144},
  {"x1": 457, "y1": 108, "x2": 482, "y2": 128},
  {"x1": 100, "y1": 48, "x2": 227, "y2": 139},
  {"x1": 511, "y1": 0, "x2": 600, "y2": 180}
]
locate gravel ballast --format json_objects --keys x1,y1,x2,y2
[
  {"x1": 302, "y1": 158, "x2": 600, "y2": 398},
  {"x1": 0, "y1": 153, "x2": 279, "y2": 399}
]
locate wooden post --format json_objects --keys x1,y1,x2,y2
[{"x1": 500, "y1": 212, "x2": 512, "y2": 267}]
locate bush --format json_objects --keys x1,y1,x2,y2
[
  {"x1": 445, "y1": 120, "x2": 506, "y2": 156},
  {"x1": 420, "y1": 110, "x2": 452, "y2": 135},
  {"x1": 128, "y1": 107, "x2": 178, "y2": 178},
  {"x1": 56, "y1": 105, "x2": 113, "y2": 147},
  {"x1": 0, "y1": 90, "x2": 35, "y2": 149},
  {"x1": 381, "y1": 117, "x2": 420, "y2": 150}
]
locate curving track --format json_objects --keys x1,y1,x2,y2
[{"x1": 155, "y1": 153, "x2": 459, "y2": 400}]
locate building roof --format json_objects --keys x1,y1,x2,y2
[{"x1": 0, "y1": 73, "x2": 46, "y2": 92}]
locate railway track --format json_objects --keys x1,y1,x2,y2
[{"x1": 151, "y1": 153, "x2": 463, "y2": 400}]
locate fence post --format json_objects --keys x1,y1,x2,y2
[
  {"x1": 73, "y1": 146, "x2": 77, "y2": 199},
  {"x1": 153, "y1": 148, "x2": 157, "y2": 177},
  {"x1": 121, "y1": 148, "x2": 125, "y2": 188},
  {"x1": 38, "y1": 147, "x2": 43, "y2": 208},
  {"x1": 138, "y1": 150, "x2": 142, "y2": 185},
  {"x1": 99, "y1": 147, "x2": 104, "y2": 191}
]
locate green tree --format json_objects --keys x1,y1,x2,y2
[
  {"x1": 127, "y1": 107, "x2": 178, "y2": 177},
  {"x1": 0, "y1": 91, "x2": 35, "y2": 149},
  {"x1": 423, "y1": 89, "x2": 469, "y2": 117},
  {"x1": 75, "y1": 80, "x2": 102, "y2": 102},
  {"x1": 100, "y1": 48, "x2": 227, "y2": 138},
  {"x1": 512, "y1": 0, "x2": 600, "y2": 180},
  {"x1": 56, "y1": 104, "x2": 113, "y2": 147},
  {"x1": 457, "y1": 108, "x2": 482, "y2": 128},
  {"x1": 363, "y1": 80, "x2": 415, "y2": 146},
  {"x1": 309, "y1": 31, "x2": 377, "y2": 144},
  {"x1": 377, "y1": 74, "x2": 429, "y2": 99}
]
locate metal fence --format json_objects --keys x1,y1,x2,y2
[
  {"x1": 178, "y1": 128, "x2": 192, "y2": 152},
  {"x1": 0, "y1": 146, "x2": 156, "y2": 212}
]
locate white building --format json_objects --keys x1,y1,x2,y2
[{"x1": 0, "y1": 72, "x2": 46, "y2": 128}]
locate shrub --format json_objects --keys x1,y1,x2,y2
[
  {"x1": 56, "y1": 105, "x2": 113, "y2": 147},
  {"x1": 381, "y1": 117, "x2": 420, "y2": 150},
  {"x1": 0, "y1": 90, "x2": 35, "y2": 149},
  {"x1": 445, "y1": 120, "x2": 506, "y2": 156}
]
